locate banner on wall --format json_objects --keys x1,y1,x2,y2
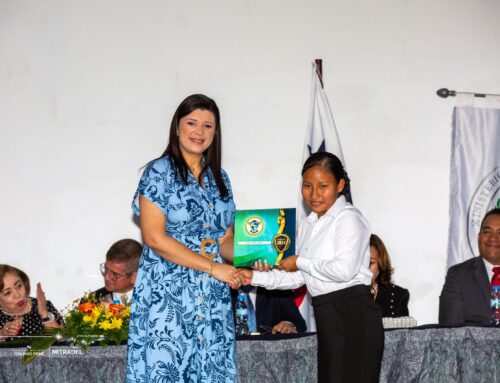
[
  {"x1": 447, "y1": 94, "x2": 500, "y2": 269},
  {"x1": 295, "y1": 62, "x2": 349, "y2": 331}
]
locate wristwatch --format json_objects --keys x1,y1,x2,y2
[{"x1": 41, "y1": 312, "x2": 56, "y2": 323}]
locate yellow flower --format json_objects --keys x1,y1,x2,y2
[
  {"x1": 91, "y1": 306, "x2": 102, "y2": 318},
  {"x1": 99, "y1": 320, "x2": 113, "y2": 330},
  {"x1": 122, "y1": 307, "x2": 131, "y2": 318},
  {"x1": 110, "y1": 318, "x2": 123, "y2": 330},
  {"x1": 103, "y1": 310, "x2": 114, "y2": 319},
  {"x1": 59, "y1": 294, "x2": 131, "y2": 348},
  {"x1": 88, "y1": 306, "x2": 103, "y2": 328}
]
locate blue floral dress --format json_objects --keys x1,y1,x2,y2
[{"x1": 126, "y1": 156, "x2": 237, "y2": 383}]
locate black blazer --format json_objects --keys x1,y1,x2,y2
[
  {"x1": 375, "y1": 284, "x2": 410, "y2": 318},
  {"x1": 231, "y1": 287, "x2": 306, "y2": 333},
  {"x1": 439, "y1": 256, "x2": 492, "y2": 326},
  {"x1": 80, "y1": 287, "x2": 112, "y2": 304}
]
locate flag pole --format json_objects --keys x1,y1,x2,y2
[
  {"x1": 295, "y1": 58, "x2": 329, "y2": 332},
  {"x1": 315, "y1": 59, "x2": 323, "y2": 88}
]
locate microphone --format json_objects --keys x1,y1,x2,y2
[{"x1": 436, "y1": 88, "x2": 456, "y2": 98}]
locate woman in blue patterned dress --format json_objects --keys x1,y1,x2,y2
[{"x1": 126, "y1": 94, "x2": 242, "y2": 382}]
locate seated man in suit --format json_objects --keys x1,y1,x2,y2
[
  {"x1": 83, "y1": 239, "x2": 142, "y2": 304},
  {"x1": 231, "y1": 286, "x2": 307, "y2": 334},
  {"x1": 439, "y1": 208, "x2": 500, "y2": 325}
]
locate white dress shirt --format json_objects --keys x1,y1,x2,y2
[
  {"x1": 252, "y1": 195, "x2": 373, "y2": 297},
  {"x1": 483, "y1": 257, "x2": 498, "y2": 283},
  {"x1": 112, "y1": 289, "x2": 134, "y2": 304}
]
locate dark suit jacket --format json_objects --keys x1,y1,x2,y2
[
  {"x1": 375, "y1": 283, "x2": 410, "y2": 318},
  {"x1": 80, "y1": 287, "x2": 112, "y2": 304},
  {"x1": 231, "y1": 287, "x2": 307, "y2": 333},
  {"x1": 439, "y1": 256, "x2": 492, "y2": 326}
]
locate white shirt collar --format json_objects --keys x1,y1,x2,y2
[
  {"x1": 112, "y1": 289, "x2": 133, "y2": 304},
  {"x1": 482, "y1": 257, "x2": 498, "y2": 282}
]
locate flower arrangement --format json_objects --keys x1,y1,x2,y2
[
  {"x1": 65, "y1": 298, "x2": 131, "y2": 350},
  {"x1": 20, "y1": 293, "x2": 130, "y2": 364}
]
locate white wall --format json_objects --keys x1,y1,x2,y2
[{"x1": 1, "y1": 0, "x2": 499, "y2": 324}]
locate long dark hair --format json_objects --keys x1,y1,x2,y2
[
  {"x1": 301, "y1": 151, "x2": 351, "y2": 198},
  {"x1": 159, "y1": 94, "x2": 228, "y2": 197},
  {"x1": 370, "y1": 234, "x2": 394, "y2": 285}
]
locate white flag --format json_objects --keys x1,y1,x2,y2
[
  {"x1": 295, "y1": 62, "x2": 349, "y2": 331},
  {"x1": 298, "y1": 62, "x2": 349, "y2": 223},
  {"x1": 447, "y1": 94, "x2": 500, "y2": 269}
]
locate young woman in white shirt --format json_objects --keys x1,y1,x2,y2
[{"x1": 240, "y1": 152, "x2": 384, "y2": 383}]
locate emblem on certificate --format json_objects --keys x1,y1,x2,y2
[{"x1": 234, "y1": 208, "x2": 296, "y2": 267}]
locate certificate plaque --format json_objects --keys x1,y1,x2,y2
[{"x1": 234, "y1": 208, "x2": 296, "y2": 267}]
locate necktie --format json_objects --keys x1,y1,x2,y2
[
  {"x1": 491, "y1": 267, "x2": 500, "y2": 325},
  {"x1": 492, "y1": 267, "x2": 500, "y2": 288},
  {"x1": 240, "y1": 285, "x2": 257, "y2": 333}
]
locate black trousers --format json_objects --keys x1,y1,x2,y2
[{"x1": 312, "y1": 285, "x2": 384, "y2": 383}]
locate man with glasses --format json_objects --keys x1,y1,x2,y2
[{"x1": 83, "y1": 239, "x2": 142, "y2": 304}]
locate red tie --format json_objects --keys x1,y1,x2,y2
[{"x1": 492, "y1": 267, "x2": 500, "y2": 288}]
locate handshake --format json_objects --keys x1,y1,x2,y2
[{"x1": 213, "y1": 255, "x2": 299, "y2": 289}]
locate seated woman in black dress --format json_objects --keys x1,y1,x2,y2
[
  {"x1": 0, "y1": 264, "x2": 63, "y2": 338},
  {"x1": 369, "y1": 234, "x2": 410, "y2": 317}
]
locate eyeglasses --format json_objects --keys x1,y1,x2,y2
[{"x1": 99, "y1": 263, "x2": 132, "y2": 280}]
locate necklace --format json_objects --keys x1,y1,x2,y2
[
  {"x1": 370, "y1": 283, "x2": 379, "y2": 299},
  {"x1": 0, "y1": 298, "x2": 32, "y2": 317}
]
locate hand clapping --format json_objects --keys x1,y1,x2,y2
[{"x1": 36, "y1": 282, "x2": 49, "y2": 318}]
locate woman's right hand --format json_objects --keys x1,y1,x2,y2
[{"x1": 211, "y1": 263, "x2": 242, "y2": 289}]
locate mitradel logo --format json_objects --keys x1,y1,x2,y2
[
  {"x1": 244, "y1": 216, "x2": 264, "y2": 236},
  {"x1": 467, "y1": 167, "x2": 500, "y2": 257}
]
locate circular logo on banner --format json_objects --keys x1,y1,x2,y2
[
  {"x1": 245, "y1": 216, "x2": 264, "y2": 236},
  {"x1": 466, "y1": 167, "x2": 500, "y2": 257}
]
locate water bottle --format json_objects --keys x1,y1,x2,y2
[
  {"x1": 491, "y1": 286, "x2": 500, "y2": 326},
  {"x1": 235, "y1": 293, "x2": 249, "y2": 335}
]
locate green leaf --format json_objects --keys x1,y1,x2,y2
[{"x1": 21, "y1": 334, "x2": 58, "y2": 365}]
